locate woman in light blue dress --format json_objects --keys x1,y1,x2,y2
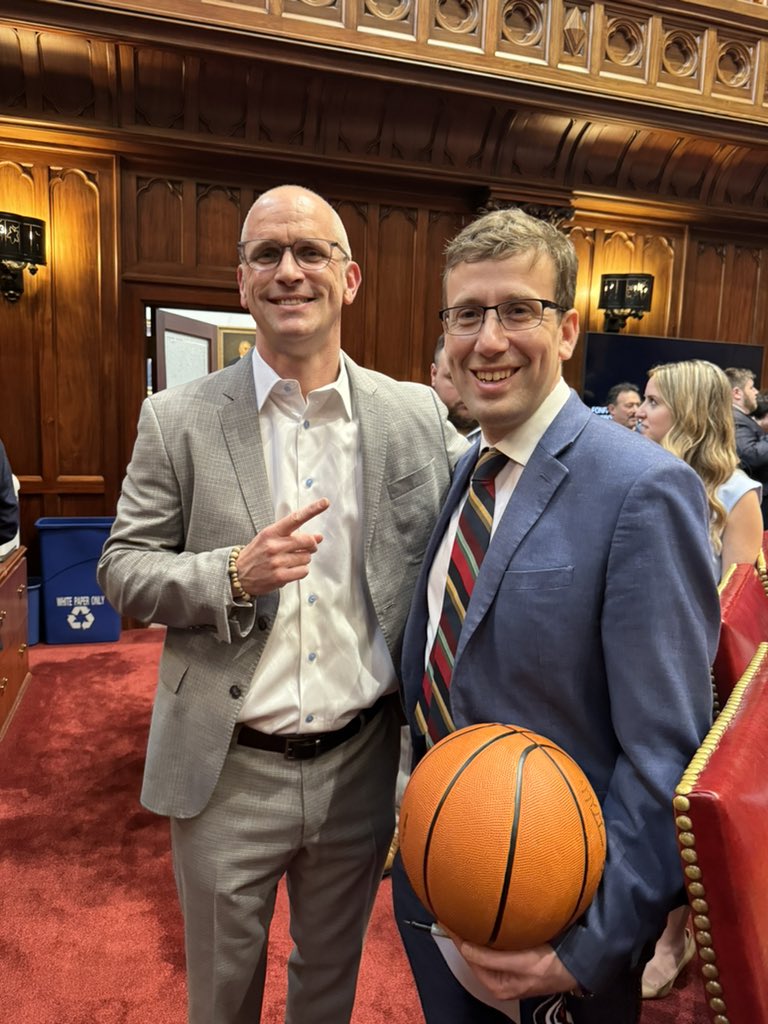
[{"x1": 635, "y1": 358, "x2": 763, "y2": 1000}]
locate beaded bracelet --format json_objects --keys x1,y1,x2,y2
[{"x1": 228, "y1": 545, "x2": 251, "y2": 601}]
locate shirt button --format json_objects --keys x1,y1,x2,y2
[
  {"x1": 308, "y1": 593, "x2": 318, "y2": 605},
  {"x1": 304, "y1": 477, "x2": 313, "y2": 488},
  {"x1": 305, "y1": 714, "x2": 314, "y2": 723},
  {"x1": 257, "y1": 616, "x2": 269, "y2": 630},
  {"x1": 229, "y1": 685, "x2": 242, "y2": 699},
  {"x1": 303, "y1": 420, "x2": 310, "y2": 429},
  {"x1": 307, "y1": 651, "x2": 317, "y2": 662}
]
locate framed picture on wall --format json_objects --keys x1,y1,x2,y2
[
  {"x1": 155, "y1": 311, "x2": 217, "y2": 391},
  {"x1": 218, "y1": 328, "x2": 257, "y2": 368}
]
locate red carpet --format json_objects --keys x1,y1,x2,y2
[{"x1": 1, "y1": 630, "x2": 708, "y2": 1023}]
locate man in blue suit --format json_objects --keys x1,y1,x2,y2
[{"x1": 393, "y1": 207, "x2": 720, "y2": 1022}]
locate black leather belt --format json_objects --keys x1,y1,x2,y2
[{"x1": 236, "y1": 694, "x2": 390, "y2": 760}]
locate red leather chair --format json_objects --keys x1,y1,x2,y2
[
  {"x1": 673, "y1": 643, "x2": 768, "y2": 1024},
  {"x1": 712, "y1": 563, "x2": 768, "y2": 708}
]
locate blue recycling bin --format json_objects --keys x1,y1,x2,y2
[{"x1": 35, "y1": 517, "x2": 121, "y2": 644}]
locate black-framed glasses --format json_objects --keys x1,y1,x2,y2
[
  {"x1": 237, "y1": 237, "x2": 350, "y2": 272},
  {"x1": 438, "y1": 298, "x2": 567, "y2": 335}
]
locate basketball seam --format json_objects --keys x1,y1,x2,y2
[
  {"x1": 422, "y1": 732, "x2": 514, "y2": 916},
  {"x1": 536, "y1": 745, "x2": 596, "y2": 932},
  {"x1": 488, "y1": 743, "x2": 533, "y2": 945}
]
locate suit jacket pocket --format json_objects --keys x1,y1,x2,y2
[
  {"x1": 500, "y1": 566, "x2": 573, "y2": 590},
  {"x1": 159, "y1": 644, "x2": 189, "y2": 694},
  {"x1": 386, "y1": 459, "x2": 437, "y2": 501}
]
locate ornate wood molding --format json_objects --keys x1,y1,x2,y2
[
  {"x1": 4, "y1": 0, "x2": 768, "y2": 130},
  {"x1": 1, "y1": 15, "x2": 768, "y2": 222}
]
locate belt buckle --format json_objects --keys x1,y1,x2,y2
[{"x1": 284, "y1": 736, "x2": 322, "y2": 760}]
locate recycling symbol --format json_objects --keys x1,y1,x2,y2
[{"x1": 67, "y1": 605, "x2": 95, "y2": 630}]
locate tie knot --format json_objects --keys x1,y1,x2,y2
[{"x1": 472, "y1": 447, "x2": 508, "y2": 483}]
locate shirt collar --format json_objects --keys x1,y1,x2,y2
[
  {"x1": 481, "y1": 377, "x2": 571, "y2": 466},
  {"x1": 250, "y1": 345, "x2": 353, "y2": 418}
]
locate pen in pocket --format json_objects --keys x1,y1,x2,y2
[{"x1": 403, "y1": 919, "x2": 447, "y2": 937}]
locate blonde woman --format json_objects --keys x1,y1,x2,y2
[
  {"x1": 637, "y1": 359, "x2": 762, "y2": 583},
  {"x1": 636, "y1": 359, "x2": 762, "y2": 999}
]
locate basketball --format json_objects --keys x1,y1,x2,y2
[{"x1": 399, "y1": 723, "x2": 606, "y2": 950}]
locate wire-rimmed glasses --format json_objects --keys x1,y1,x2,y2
[
  {"x1": 237, "y1": 238, "x2": 350, "y2": 272},
  {"x1": 439, "y1": 298, "x2": 566, "y2": 335}
]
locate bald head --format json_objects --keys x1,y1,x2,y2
[{"x1": 241, "y1": 186, "x2": 352, "y2": 256}]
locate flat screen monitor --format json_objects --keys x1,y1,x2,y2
[{"x1": 582, "y1": 332, "x2": 765, "y2": 407}]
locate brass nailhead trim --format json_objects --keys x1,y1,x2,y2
[{"x1": 672, "y1": 643, "x2": 768, "y2": 1024}]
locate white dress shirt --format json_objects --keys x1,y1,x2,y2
[
  {"x1": 237, "y1": 347, "x2": 397, "y2": 733},
  {"x1": 425, "y1": 377, "x2": 571, "y2": 663}
]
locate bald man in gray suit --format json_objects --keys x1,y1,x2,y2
[{"x1": 98, "y1": 186, "x2": 467, "y2": 1024}]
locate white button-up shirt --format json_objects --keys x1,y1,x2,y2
[{"x1": 237, "y1": 347, "x2": 397, "y2": 733}]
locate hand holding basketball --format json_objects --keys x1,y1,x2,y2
[{"x1": 399, "y1": 723, "x2": 606, "y2": 951}]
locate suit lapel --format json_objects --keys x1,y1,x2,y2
[
  {"x1": 453, "y1": 392, "x2": 589, "y2": 665},
  {"x1": 218, "y1": 356, "x2": 275, "y2": 531},
  {"x1": 345, "y1": 356, "x2": 389, "y2": 560}
]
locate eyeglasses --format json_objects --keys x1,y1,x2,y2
[
  {"x1": 237, "y1": 238, "x2": 350, "y2": 272},
  {"x1": 439, "y1": 298, "x2": 567, "y2": 335}
]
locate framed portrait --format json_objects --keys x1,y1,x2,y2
[{"x1": 218, "y1": 328, "x2": 257, "y2": 369}]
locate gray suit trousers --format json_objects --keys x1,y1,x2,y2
[{"x1": 171, "y1": 701, "x2": 400, "y2": 1024}]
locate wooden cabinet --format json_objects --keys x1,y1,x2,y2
[{"x1": 0, "y1": 547, "x2": 30, "y2": 736}]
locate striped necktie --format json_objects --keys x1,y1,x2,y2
[{"x1": 415, "y1": 446, "x2": 509, "y2": 745}]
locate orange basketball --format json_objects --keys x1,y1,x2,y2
[{"x1": 399, "y1": 722, "x2": 606, "y2": 950}]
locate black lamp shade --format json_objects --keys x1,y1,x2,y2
[
  {"x1": 598, "y1": 273, "x2": 653, "y2": 311},
  {"x1": 0, "y1": 212, "x2": 46, "y2": 266}
]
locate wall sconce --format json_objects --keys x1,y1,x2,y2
[
  {"x1": 597, "y1": 273, "x2": 654, "y2": 333},
  {"x1": 0, "y1": 212, "x2": 47, "y2": 303}
]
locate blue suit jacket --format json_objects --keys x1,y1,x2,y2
[{"x1": 401, "y1": 390, "x2": 720, "y2": 992}]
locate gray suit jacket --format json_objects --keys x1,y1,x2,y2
[
  {"x1": 401, "y1": 391, "x2": 720, "y2": 992},
  {"x1": 98, "y1": 352, "x2": 467, "y2": 818}
]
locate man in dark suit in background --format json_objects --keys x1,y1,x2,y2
[
  {"x1": 725, "y1": 366, "x2": 768, "y2": 527},
  {"x1": 393, "y1": 207, "x2": 720, "y2": 1022}
]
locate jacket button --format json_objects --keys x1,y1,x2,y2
[
  {"x1": 229, "y1": 685, "x2": 242, "y2": 699},
  {"x1": 257, "y1": 616, "x2": 269, "y2": 631}
]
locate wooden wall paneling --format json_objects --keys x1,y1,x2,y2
[
  {"x1": 196, "y1": 183, "x2": 241, "y2": 271},
  {"x1": 371, "y1": 204, "x2": 419, "y2": 381},
  {"x1": 717, "y1": 244, "x2": 766, "y2": 348},
  {"x1": 566, "y1": 224, "x2": 596, "y2": 393},
  {"x1": 408, "y1": 206, "x2": 431, "y2": 384},
  {"x1": 417, "y1": 207, "x2": 469, "y2": 384},
  {"x1": 0, "y1": 145, "x2": 118, "y2": 560},
  {"x1": 0, "y1": 155, "x2": 47, "y2": 547},
  {"x1": 637, "y1": 232, "x2": 679, "y2": 339},
  {"x1": 681, "y1": 238, "x2": 728, "y2": 342},
  {"x1": 135, "y1": 176, "x2": 184, "y2": 267},
  {"x1": 335, "y1": 198, "x2": 372, "y2": 371},
  {"x1": 133, "y1": 45, "x2": 186, "y2": 131},
  {"x1": 0, "y1": 24, "x2": 26, "y2": 113},
  {"x1": 38, "y1": 30, "x2": 97, "y2": 120},
  {"x1": 48, "y1": 158, "x2": 119, "y2": 515},
  {"x1": 198, "y1": 53, "x2": 248, "y2": 140}
]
